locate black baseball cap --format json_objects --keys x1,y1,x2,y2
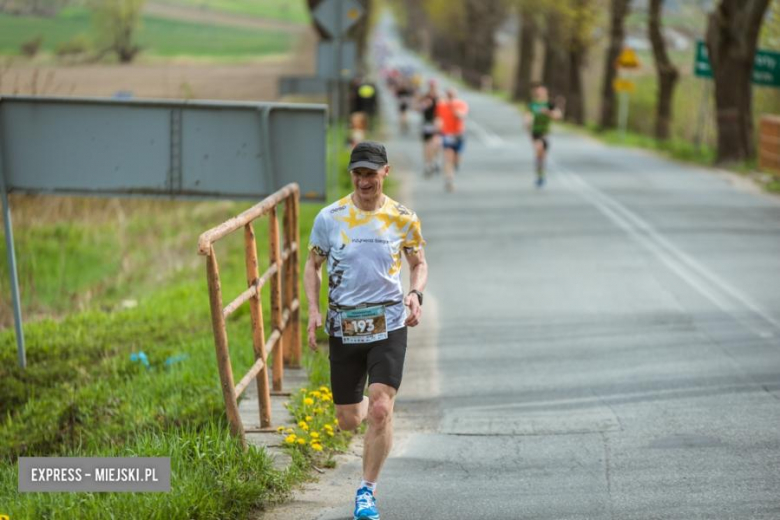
[{"x1": 348, "y1": 141, "x2": 388, "y2": 171}]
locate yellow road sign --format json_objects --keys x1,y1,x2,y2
[
  {"x1": 613, "y1": 78, "x2": 636, "y2": 93},
  {"x1": 617, "y1": 47, "x2": 640, "y2": 68}
]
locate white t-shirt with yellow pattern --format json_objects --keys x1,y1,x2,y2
[{"x1": 308, "y1": 194, "x2": 425, "y2": 337}]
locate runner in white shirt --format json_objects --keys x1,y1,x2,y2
[{"x1": 304, "y1": 141, "x2": 428, "y2": 520}]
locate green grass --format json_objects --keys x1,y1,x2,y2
[
  {"x1": 153, "y1": 0, "x2": 310, "y2": 24},
  {"x1": 570, "y1": 121, "x2": 718, "y2": 166},
  {"x1": 0, "y1": 198, "x2": 326, "y2": 518},
  {"x1": 0, "y1": 7, "x2": 294, "y2": 58},
  {"x1": 2, "y1": 422, "x2": 300, "y2": 519}
]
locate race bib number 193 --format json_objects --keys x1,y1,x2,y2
[{"x1": 340, "y1": 306, "x2": 388, "y2": 344}]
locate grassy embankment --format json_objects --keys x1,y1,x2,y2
[
  {"x1": 0, "y1": 145, "x2": 361, "y2": 518},
  {"x1": 0, "y1": 7, "x2": 294, "y2": 60}
]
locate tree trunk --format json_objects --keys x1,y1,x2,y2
[
  {"x1": 706, "y1": 0, "x2": 770, "y2": 163},
  {"x1": 542, "y1": 10, "x2": 569, "y2": 99},
  {"x1": 566, "y1": 47, "x2": 586, "y2": 124},
  {"x1": 513, "y1": 8, "x2": 537, "y2": 103},
  {"x1": 648, "y1": 0, "x2": 679, "y2": 140},
  {"x1": 461, "y1": 0, "x2": 505, "y2": 88},
  {"x1": 599, "y1": 0, "x2": 631, "y2": 129}
]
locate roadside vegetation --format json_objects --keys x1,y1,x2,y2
[
  {"x1": 392, "y1": 0, "x2": 780, "y2": 189},
  {"x1": 0, "y1": 138, "x2": 362, "y2": 518}
]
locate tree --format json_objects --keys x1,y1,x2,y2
[
  {"x1": 542, "y1": 8, "x2": 569, "y2": 100},
  {"x1": 648, "y1": 0, "x2": 679, "y2": 140},
  {"x1": 512, "y1": 5, "x2": 537, "y2": 103},
  {"x1": 561, "y1": 0, "x2": 597, "y2": 124},
  {"x1": 90, "y1": 0, "x2": 146, "y2": 63},
  {"x1": 761, "y1": 2, "x2": 779, "y2": 48},
  {"x1": 599, "y1": 0, "x2": 631, "y2": 129},
  {"x1": 706, "y1": 0, "x2": 771, "y2": 163},
  {"x1": 462, "y1": 0, "x2": 506, "y2": 87},
  {"x1": 422, "y1": 0, "x2": 506, "y2": 88}
]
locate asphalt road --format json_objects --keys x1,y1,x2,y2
[{"x1": 287, "y1": 16, "x2": 780, "y2": 520}]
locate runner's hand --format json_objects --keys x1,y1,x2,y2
[
  {"x1": 404, "y1": 294, "x2": 422, "y2": 327},
  {"x1": 308, "y1": 310, "x2": 322, "y2": 351}
]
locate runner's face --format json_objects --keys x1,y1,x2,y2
[
  {"x1": 351, "y1": 166, "x2": 389, "y2": 203},
  {"x1": 534, "y1": 87, "x2": 548, "y2": 101}
]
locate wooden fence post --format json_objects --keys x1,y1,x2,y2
[
  {"x1": 244, "y1": 223, "x2": 272, "y2": 429},
  {"x1": 291, "y1": 192, "x2": 302, "y2": 367},
  {"x1": 205, "y1": 247, "x2": 246, "y2": 447},
  {"x1": 282, "y1": 200, "x2": 294, "y2": 366},
  {"x1": 269, "y1": 206, "x2": 284, "y2": 392}
]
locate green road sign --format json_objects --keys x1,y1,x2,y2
[
  {"x1": 695, "y1": 40, "x2": 780, "y2": 88},
  {"x1": 694, "y1": 41, "x2": 713, "y2": 78}
]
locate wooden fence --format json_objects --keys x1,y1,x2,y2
[{"x1": 197, "y1": 183, "x2": 302, "y2": 447}]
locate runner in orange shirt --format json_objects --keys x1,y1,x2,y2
[{"x1": 435, "y1": 87, "x2": 469, "y2": 192}]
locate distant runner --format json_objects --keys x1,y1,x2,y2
[
  {"x1": 305, "y1": 141, "x2": 428, "y2": 520},
  {"x1": 436, "y1": 87, "x2": 469, "y2": 192},
  {"x1": 395, "y1": 78, "x2": 415, "y2": 135},
  {"x1": 525, "y1": 84, "x2": 563, "y2": 188},
  {"x1": 418, "y1": 79, "x2": 440, "y2": 177}
]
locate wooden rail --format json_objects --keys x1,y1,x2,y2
[{"x1": 198, "y1": 183, "x2": 302, "y2": 447}]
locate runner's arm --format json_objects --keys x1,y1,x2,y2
[
  {"x1": 403, "y1": 247, "x2": 428, "y2": 327},
  {"x1": 304, "y1": 249, "x2": 328, "y2": 350}
]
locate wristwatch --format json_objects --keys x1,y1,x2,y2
[{"x1": 408, "y1": 290, "x2": 423, "y2": 306}]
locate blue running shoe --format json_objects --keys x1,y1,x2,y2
[
  {"x1": 353, "y1": 486, "x2": 379, "y2": 520},
  {"x1": 536, "y1": 174, "x2": 545, "y2": 188}
]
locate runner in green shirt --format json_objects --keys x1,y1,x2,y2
[{"x1": 525, "y1": 84, "x2": 564, "y2": 188}]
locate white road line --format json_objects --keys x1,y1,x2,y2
[
  {"x1": 553, "y1": 159, "x2": 779, "y2": 339},
  {"x1": 467, "y1": 116, "x2": 504, "y2": 148}
]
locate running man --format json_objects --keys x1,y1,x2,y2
[
  {"x1": 304, "y1": 141, "x2": 428, "y2": 520},
  {"x1": 436, "y1": 87, "x2": 469, "y2": 192},
  {"x1": 418, "y1": 79, "x2": 440, "y2": 177},
  {"x1": 525, "y1": 83, "x2": 564, "y2": 187}
]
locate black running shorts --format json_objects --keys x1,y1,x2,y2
[
  {"x1": 328, "y1": 327, "x2": 408, "y2": 405},
  {"x1": 532, "y1": 132, "x2": 549, "y2": 151}
]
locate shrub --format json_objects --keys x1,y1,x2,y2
[
  {"x1": 55, "y1": 33, "x2": 91, "y2": 56},
  {"x1": 20, "y1": 35, "x2": 43, "y2": 57}
]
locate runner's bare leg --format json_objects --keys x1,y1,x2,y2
[{"x1": 363, "y1": 383, "x2": 397, "y2": 482}]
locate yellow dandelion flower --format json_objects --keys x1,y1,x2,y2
[
  {"x1": 310, "y1": 391, "x2": 322, "y2": 399},
  {"x1": 297, "y1": 438, "x2": 306, "y2": 445},
  {"x1": 300, "y1": 423, "x2": 309, "y2": 431},
  {"x1": 305, "y1": 415, "x2": 313, "y2": 422},
  {"x1": 319, "y1": 386, "x2": 329, "y2": 393},
  {"x1": 311, "y1": 443, "x2": 323, "y2": 452},
  {"x1": 304, "y1": 398, "x2": 314, "y2": 406},
  {"x1": 276, "y1": 426, "x2": 285, "y2": 433},
  {"x1": 298, "y1": 420, "x2": 307, "y2": 428},
  {"x1": 286, "y1": 428, "x2": 295, "y2": 434},
  {"x1": 284, "y1": 434, "x2": 297, "y2": 444},
  {"x1": 327, "y1": 431, "x2": 335, "y2": 437},
  {"x1": 324, "y1": 424, "x2": 333, "y2": 430},
  {"x1": 321, "y1": 394, "x2": 332, "y2": 402},
  {"x1": 310, "y1": 432, "x2": 320, "y2": 439}
]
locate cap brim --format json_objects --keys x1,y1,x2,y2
[{"x1": 348, "y1": 160, "x2": 386, "y2": 171}]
